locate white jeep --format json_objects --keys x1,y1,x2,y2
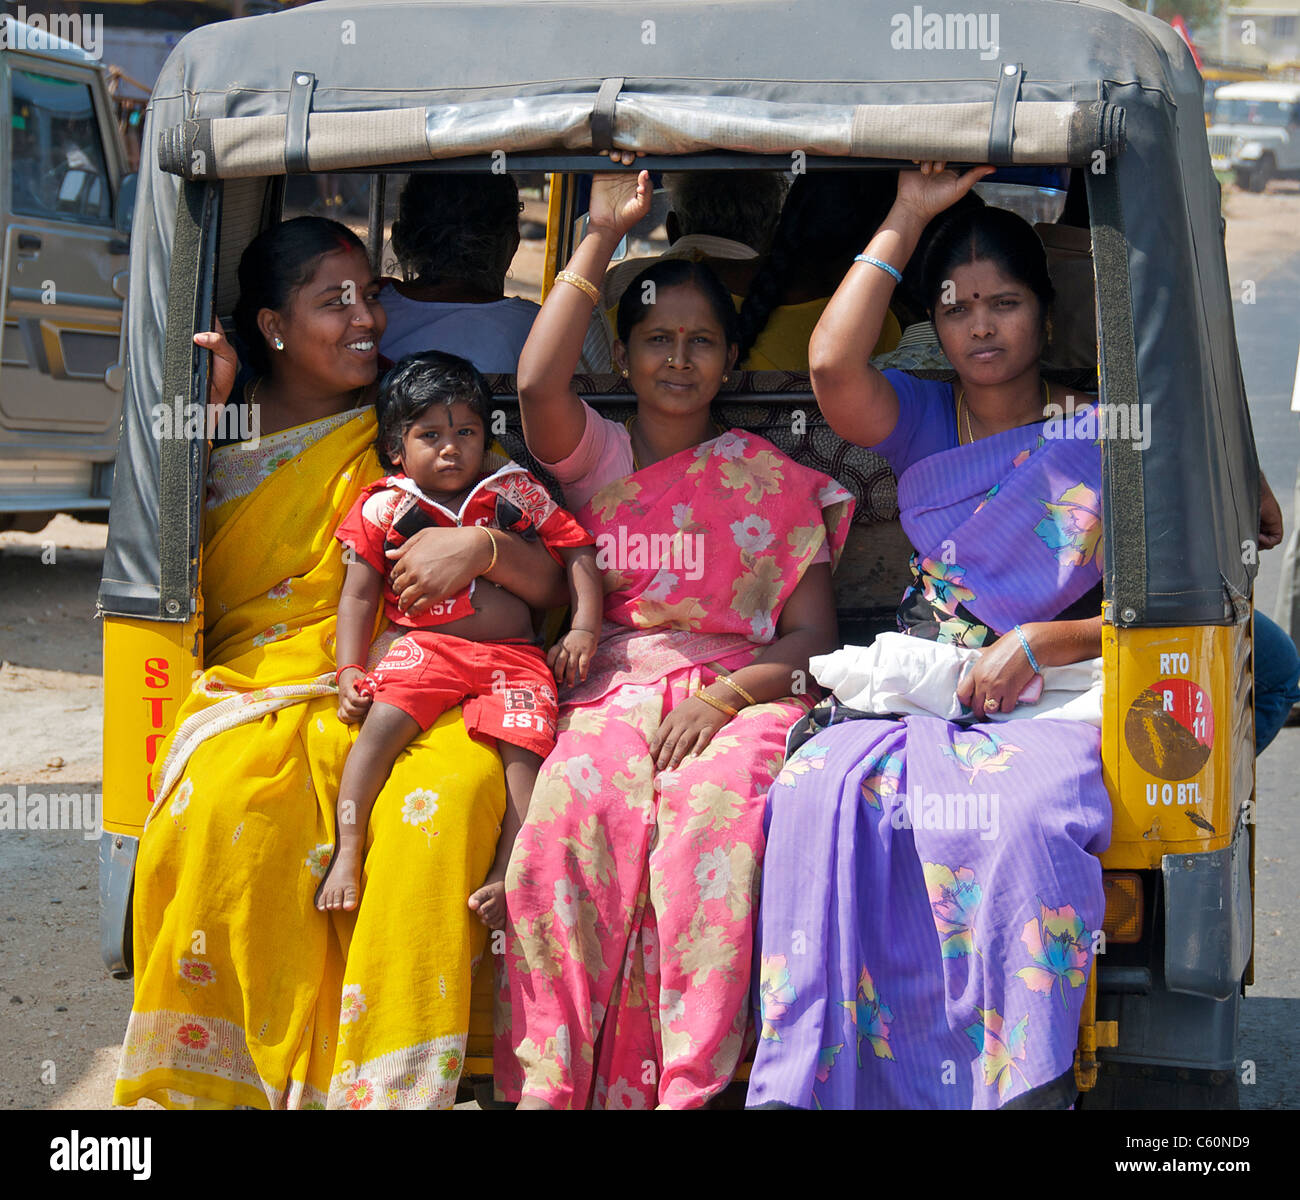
[{"x1": 1207, "y1": 80, "x2": 1300, "y2": 193}]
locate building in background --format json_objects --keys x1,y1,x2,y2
[{"x1": 1222, "y1": 2, "x2": 1300, "y2": 74}]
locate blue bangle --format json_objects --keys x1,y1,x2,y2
[
  {"x1": 1014, "y1": 624, "x2": 1042, "y2": 674},
  {"x1": 853, "y1": 254, "x2": 903, "y2": 285}
]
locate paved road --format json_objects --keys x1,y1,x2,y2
[{"x1": 1231, "y1": 216, "x2": 1300, "y2": 1109}]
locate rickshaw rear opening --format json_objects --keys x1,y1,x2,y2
[{"x1": 96, "y1": 0, "x2": 1261, "y2": 1110}]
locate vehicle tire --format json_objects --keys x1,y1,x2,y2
[
  {"x1": 472, "y1": 1079, "x2": 516, "y2": 1110},
  {"x1": 1243, "y1": 155, "x2": 1275, "y2": 193},
  {"x1": 1077, "y1": 1061, "x2": 1239, "y2": 1109}
]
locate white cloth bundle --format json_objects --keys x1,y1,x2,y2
[{"x1": 810, "y1": 632, "x2": 1103, "y2": 726}]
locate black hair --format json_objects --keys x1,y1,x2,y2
[
  {"x1": 373, "y1": 351, "x2": 492, "y2": 472},
  {"x1": 735, "y1": 170, "x2": 899, "y2": 362},
  {"x1": 918, "y1": 204, "x2": 1055, "y2": 326},
  {"x1": 389, "y1": 173, "x2": 521, "y2": 293},
  {"x1": 614, "y1": 258, "x2": 739, "y2": 348},
  {"x1": 893, "y1": 189, "x2": 986, "y2": 324},
  {"x1": 232, "y1": 217, "x2": 366, "y2": 376}
]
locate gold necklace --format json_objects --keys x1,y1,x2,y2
[
  {"x1": 626, "y1": 415, "x2": 726, "y2": 470},
  {"x1": 956, "y1": 380, "x2": 1051, "y2": 445}
]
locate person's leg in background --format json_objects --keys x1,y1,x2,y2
[{"x1": 1254, "y1": 610, "x2": 1300, "y2": 754}]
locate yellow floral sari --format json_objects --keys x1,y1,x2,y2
[{"x1": 114, "y1": 408, "x2": 505, "y2": 1110}]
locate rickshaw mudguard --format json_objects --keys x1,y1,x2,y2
[{"x1": 1161, "y1": 824, "x2": 1253, "y2": 1001}]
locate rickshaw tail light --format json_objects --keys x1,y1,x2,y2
[{"x1": 1101, "y1": 872, "x2": 1143, "y2": 944}]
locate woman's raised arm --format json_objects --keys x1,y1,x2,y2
[
  {"x1": 810, "y1": 162, "x2": 992, "y2": 448},
  {"x1": 516, "y1": 161, "x2": 651, "y2": 464}
]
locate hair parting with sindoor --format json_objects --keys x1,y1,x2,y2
[{"x1": 917, "y1": 204, "x2": 1055, "y2": 325}]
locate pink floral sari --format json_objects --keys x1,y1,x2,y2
[{"x1": 497, "y1": 430, "x2": 852, "y2": 1108}]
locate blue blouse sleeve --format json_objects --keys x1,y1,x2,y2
[{"x1": 869, "y1": 371, "x2": 958, "y2": 476}]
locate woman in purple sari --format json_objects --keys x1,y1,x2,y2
[{"x1": 747, "y1": 163, "x2": 1111, "y2": 1109}]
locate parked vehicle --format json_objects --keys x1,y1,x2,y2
[
  {"x1": 0, "y1": 16, "x2": 135, "y2": 530},
  {"x1": 1207, "y1": 80, "x2": 1300, "y2": 191},
  {"x1": 99, "y1": 0, "x2": 1259, "y2": 1108}
]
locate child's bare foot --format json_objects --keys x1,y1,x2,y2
[
  {"x1": 468, "y1": 876, "x2": 507, "y2": 929},
  {"x1": 315, "y1": 849, "x2": 362, "y2": 911}
]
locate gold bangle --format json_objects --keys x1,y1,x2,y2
[
  {"x1": 555, "y1": 270, "x2": 600, "y2": 305},
  {"x1": 713, "y1": 674, "x2": 757, "y2": 707},
  {"x1": 692, "y1": 688, "x2": 739, "y2": 719},
  {"x1": 478, "y1": 525, "x2": 498, "y2": 574}
]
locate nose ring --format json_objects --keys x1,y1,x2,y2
[{"x1": 667, "y1": 356, "x2": 675, "y2": 364}]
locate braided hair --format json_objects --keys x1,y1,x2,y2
[{"x1": 735, "y1": 170, "x2": 898, "y2": 363}]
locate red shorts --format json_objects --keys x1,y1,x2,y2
[{"x1": 356, "y1": 631, "x2": 557, "y2": 758}]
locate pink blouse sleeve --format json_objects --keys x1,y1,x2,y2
[{"x1": 535, "y1": 400, "x2": 634, "y2": 514}]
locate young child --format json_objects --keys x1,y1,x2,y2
[{"x1": 317, "y1": 351, "x2": 603, "y2": 926}]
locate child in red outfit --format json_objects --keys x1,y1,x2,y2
[{"x1": 318, "y1": 352, "x2": 602, "y2": 926}]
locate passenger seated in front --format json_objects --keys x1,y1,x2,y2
[
  {"x1": 379, "y1": 173, "x2": 540, "y2": 373},
  {"x1": 381, "y1": 173, "x2": 610, "y2": 374}
]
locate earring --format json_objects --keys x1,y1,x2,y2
[
  {"x1": 722, "y1": 374, "x2": 730, "y2": 383},
  {"x1": 273, "y1": 336, "x2": 285, "y2": 351},
  {"x1": 620, "y1": 368, "x2": 629, "y2": 378},
  {"x1": 1045, "y1": 317, "x2": 1055, "y2": 344}
]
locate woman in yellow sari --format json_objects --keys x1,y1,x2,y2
[{"x1": 113, "y1": 218, "x2": 563, "y2": 1109}]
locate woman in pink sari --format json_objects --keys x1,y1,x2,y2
[{"x1": 496, "y1": 167, "x2": 853, "y2": 1108}]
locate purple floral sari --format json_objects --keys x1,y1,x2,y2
[{"x1": 747, "y1": 392, "x2": 1111, "y2": 1109}]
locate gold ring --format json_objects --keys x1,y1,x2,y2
[{"x1": 984, "y1": 697, "x2": 1000, "y2": 713}]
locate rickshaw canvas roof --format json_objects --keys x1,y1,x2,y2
[
  {"x1": 100, "y1": 0, "x2": 1261, "y2": 629},
  {"x1": 146, "y1": 0, "x2": 1192, "y2": 118}
]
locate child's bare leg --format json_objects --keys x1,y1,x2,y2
[
  {"x1": 317, "y1": 703, "x2": 421, "y2": 912},
  {"x1": 468, "y1": 743, "x2": 540, "y2": 929}
]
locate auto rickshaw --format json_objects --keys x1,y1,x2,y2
[{"x1": 98, "y1": 0, "x2": 1260, "y2": 1108}]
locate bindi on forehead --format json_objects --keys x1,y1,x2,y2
[
  {"x1": 678, "y1": 326, "x2": 685, "y2": 333},
  {"x1": 972, "y1": 292, "x2": 980, "y2": 299}
]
